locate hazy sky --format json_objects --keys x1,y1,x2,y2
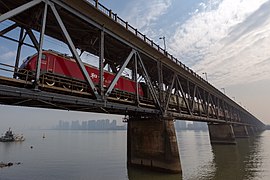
[{"x1": 0, "y1": 0, "x2": 269, "y2": 130}]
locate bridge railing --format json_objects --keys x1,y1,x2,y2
[
  {"x1": 0, "y1": 62, "x2": 35, "y2": 84},
  {"x1": 0, "y1": 63, "x2": 14, "y2": 75},
  {"x1": 87, "y1": 0, "x2": 207, "y2": 84}
]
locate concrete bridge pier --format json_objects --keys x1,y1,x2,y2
[
  {"x1": 127, "y1": 116, "x2": 181, "y2": 174},
  {"x1": 208, "y1": 123, "x2": 236, "y2": 144},
  {"x1": 233, "y1": 125, "x2": 249, "y2": 138}
]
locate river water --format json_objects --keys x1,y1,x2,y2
[{"x1": 0, "y1": 129, "x2": 269, "y2": 180}]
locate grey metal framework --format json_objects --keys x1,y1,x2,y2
[{"x1": 0, "y1": 0, "x2": 265, "y2": 128}]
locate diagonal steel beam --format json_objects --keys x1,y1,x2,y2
[
  {"x1": 176, "y1": 76, "x2": 192, "y2": 115},
  {"x1": 157, "y1": 61, "x2": 164, "y2": 107},
  {"x1": 13, "y1": 99, "x2": 32, "y2": 105},
  {"x1": 134, "y1": 53, "x2": 140, "y2": 104},
  {"x1": 36, "y1": 99, "x2": 69, "y2": 110},
  {"x1": 105, "y1": 49, "x2": 135, "y2": 96},
  {"x1": 191, "y1": 85, "x2": 197, "y2": 112},
  {"x1": 99, "y1": 29, "x2": 105, "y2": 98},
  {"x1": 174, "y1": 77, "x2": 182, "y2": 113},
  {"x1": 222, "y1": 100, "x2": 227, "y2": 121},
  {"x1": 49, "y1": 2, "x2": 100, "y2": 99},
  {"x1": 196, "y1": 88, "x2": 206, "y2": 114},
  {"x1": 25, "y1": 28, "x2": 39, "y2": 51},
  {"x1": 229, "y1": 105, "x2": 233, "y2": 121},
  {"x1": 35, "y1": 2, "x2": 48, "y2": 88},
  {"x1": 0, "y1": 23, "x2": 18, "y2": 36},
  {"x1": 217, "y1": 97, "x2": 220, "y2": 119},
  {"x1": 209, "y1": 94, "x2": 216, "y2": 117},
  {"x1": 14, "y1": 27, "x2": 26, "y2": 78},
  {"x1": 164, "y1": 73, "x2": 176, "y2": 112},
  {"x1": 0, "y1": 0, "x2": 42, "y2": 23},
  {"x1": 206, "y1": 92, "x2": 210, "y2": 118},
  {"x1": 136, "y1": 52, "x2": 162, "y2": 110}
]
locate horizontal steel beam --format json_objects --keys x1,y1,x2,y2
[
  {"x1": 0, "y1": 84, "x2": 160, "y2": 115},
  {"x1": 105, "y1": 49, "x2": 135, "y2": 96}
]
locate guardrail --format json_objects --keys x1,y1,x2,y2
[
  {"x1": 0, "y1": 62, "x2": 34, "y2": 83},
  {"x1": 87, "y1": 0, "x2": 208, "y2": 84}
]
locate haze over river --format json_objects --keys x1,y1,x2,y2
[{"x1": 1, "y1": 129, "x2": 270, "y2": 180}]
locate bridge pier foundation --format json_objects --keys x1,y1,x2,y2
[
  {"x1": 127, "y1": 116, "x2": 181, "y2": 174},
  {"x1": 233, "y1": 125, "x2": 249, "y2": 138},
  {"x1": 208, "y1": 123, "x2": 236, "y2": 144}
]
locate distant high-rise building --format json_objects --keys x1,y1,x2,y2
[
  {"x1": 175, "y1": 121, "x2": 187, "y2": 130},
  {"x1": 193, "y1": 122, "x2": 208, "y2": 130},
  {"x1": 82, "y1": 121, "x2": 88, "y2": 130},
  {"x1": 71, "y1": 120, "x2": 80, "y2": 130},
  {"x1": 63, "y1": 121, "x2": 70, "y2": 130},
  {"x1": 58, "y1": 120, "x2": 63, "y2": 129},
  {"x1": 111, "y1": 120, "x2": 117, "y2": 129},
  {"x1": 187, "y1": 123, "x2": 194, "y2": 129},
  {"x1": 88, "y1": 120, "x2": 96, "y2": 130}
]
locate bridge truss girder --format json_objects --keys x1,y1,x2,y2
[{"x1": 0, "y1": 0, "x2": 265, "y2": 128}]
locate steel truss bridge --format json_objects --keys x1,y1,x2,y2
[
  {"x1": 0, "y1": 0, "x2": 264, "y2": 128},
  {"x1": 0, "y1": 0, "x2": 266, "y2": 174}
]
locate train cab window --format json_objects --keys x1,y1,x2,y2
[
  {"x1": 23, "y1": 56, "x2": 31, "y2": 63},
  {"x1": 41, "y1": 54, "x2": 46, "y2": 60}
]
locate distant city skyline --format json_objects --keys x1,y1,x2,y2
[
  {"x1": 55, "y1": 119, "x2": 127, "y2": 130},
  {"x1": 53, "y1": 119, "x2": 208, "y2": 131}
]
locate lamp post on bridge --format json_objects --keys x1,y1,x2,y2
[
  {"x1": 202, "y1": 72, "x2": 208, "y2": 81},
  {"x1": 159, "y1": 36, "x2": 166, "y2": 51},
  {"x1": 221, "y1": 88, "x2": 226, "y2": 94}
]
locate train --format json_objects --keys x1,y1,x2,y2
[
  {"x1": 17, "y1": 50, "x2": 229, "y2": 117},
  {"x1": 18, "y1": 50, "x2": 144, "y2": 97},
  {"x1": 16, "y1": 50, "x2": 230, "y2": 119}
]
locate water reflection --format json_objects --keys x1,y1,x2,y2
[
  {"x1": 127, "y1": 167, "x2": 182, "y2": 180},
  {"x1": 177, "y1": 130, "x2": 216, "y2": 180},
  {"x1": 211, "y1": 136, "x2": 263, "y2": 180},
  {"x1": 1, "y1": 130, "x2": 268, "y2": 180},
  {"x1": 0, "y1": 141, "x2": 24, "y2": 161}
]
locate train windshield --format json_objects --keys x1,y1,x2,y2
[
  {"x1": 41, "y1": 54, "x2": 46, "y2": 60},
  {"x1": 22, "y1": 56, "x2": 31, "y2": 64}
]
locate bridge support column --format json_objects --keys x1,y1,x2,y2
[
  {"x1": 208, "y1": 123, "x2": 236, "y2": 144},
  {"x1": 127, "y1": 116, "x2": 181, "y2": 174},
  {"x1": 233, "y1": 125, "x2": 249, "y2": 138}
]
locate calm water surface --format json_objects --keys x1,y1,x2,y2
[{"x1": 0, "y1": 129, "x2": 270, "y2": 180}]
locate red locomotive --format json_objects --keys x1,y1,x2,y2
[{"x1": 18, "y1": 50, "x2": 144, "y2": 96}]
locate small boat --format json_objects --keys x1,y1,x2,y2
[
  {"x1": 0, "y1": 128, "x2": 14, "y2": 142},
  {"x1": 0, "y1": 128, "x2": 25, "y2": 142},
  {"x1": 14, "y1": 134, "x2": 25, "y2": 142}
]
